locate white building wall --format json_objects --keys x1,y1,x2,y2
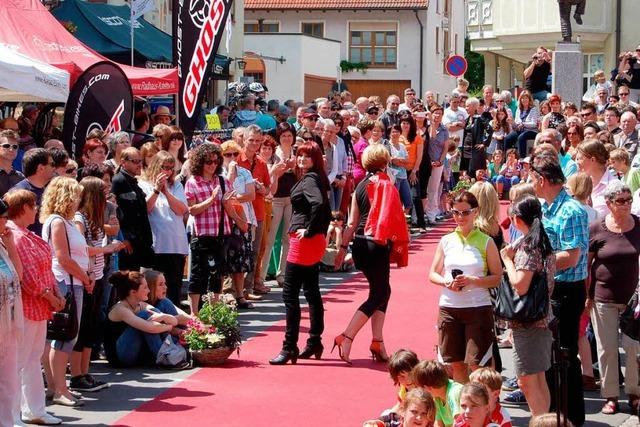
[
  {"x1": 245, "y1": 5, "x2": 465, "y2": 101},
  {"x1": 245, "y1": 34, "x2": 340, "y2": 101}
]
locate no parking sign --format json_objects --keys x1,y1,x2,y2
[{"x1": 445, "y1": 55, "x2": 468, "y2": 77}]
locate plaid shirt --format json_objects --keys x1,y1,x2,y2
[
  {"x1": 185, "y1": 175, "x2": 232, "y2": 237},
  {"x1": 8, "y1": 221, "x2": 55, "y2": 321},
  {"x1": 541, "y1": 188, "x2": 589, "y2": 282}
]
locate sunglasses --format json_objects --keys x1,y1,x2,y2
[
  {"x1": 0, "y1": 143, "x2": 18, "y2": 150},
  {"x1": 620, "y1": 93, "x2": 630, "y2": 96},
  {"x1": 579, "y1": 113, "x2": 592, "y2": 117},
  {"x1": 223, "y1": 152, "x2": 240, "y2": 158},
  {"x1": 160, "y1": 165, "x2": 174, "y2": 171},
  {"x1": 307, "y1": 117, "x2": 318, "y2": 122},
  {"x1": 612, "y1": 197, "x2": 632, "y2": 206},
  {"x1": 65, "y1": 167, "x2": 77, "y2": 174},
  {"x1": 303, "y1": 136, "x2": 315, "y2": 141},
  {"x1": 204, "y1": 158, "x2": 218, "y2": 165},
  {"x1": 451, "y1": 208, "x2": 475, "y2": 217},
  {"x1": 126, "y1": 158, "x2": 142, "y2": 164}
]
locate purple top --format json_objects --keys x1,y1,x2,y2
[{"x1": 353, "y1": 137, "x2": 368, "y2": 185}]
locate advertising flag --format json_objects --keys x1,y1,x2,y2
[{"x1": 173, "y1": 0, "x2": 234, "y2": 137}]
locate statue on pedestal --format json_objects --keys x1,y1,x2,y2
[{"x1": 558, "y1": 0, "x2": 586, "y2": 42}]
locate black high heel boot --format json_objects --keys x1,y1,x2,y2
[
  {"x1": 269, "y1": 349, "x2": 299, "y2": 365},
  {"x1": 299, "y1": 342, "x2": 324, "y2": 360}
]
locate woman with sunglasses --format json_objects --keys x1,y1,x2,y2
[
  {"x1": 160, "y1": 128, "x2": 187, "y2": 174},
  {"x1": 269, "y1": 142, "x2": 331, "y2": 365},
  {"x1": 587, "y1": 181, "x2": 640, "y2": 415},
  {"x1": 220, "y1": 140, "x2": 257, "y2": 309},
  {"x1": 112, "y1": 147, "x2": 155, "y2": 272},
  {"x1": 428, "y1": 191, "x2": 502, "y2": 383},
  {"x1": 138, "y1": 151, "x2": 189, "y2": 306}
]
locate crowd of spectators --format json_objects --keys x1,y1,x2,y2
[{"x1": 1, "y1": 43, "x2": 640, "y2": 426}]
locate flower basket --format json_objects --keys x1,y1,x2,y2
[{"x1": 191, "y1": 347, "x2": 236, "y2": 366}]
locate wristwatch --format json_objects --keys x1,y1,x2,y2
[{"x1": 153, "y1": 188, "x2": 160, "y2": 195}]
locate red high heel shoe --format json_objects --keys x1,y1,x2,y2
[
  {"x1": 369, "y1": 340, "x2": 389, "y2": 363},
  {"x1": 332, "y1": 333, "x2": 353, "y2": 365}
]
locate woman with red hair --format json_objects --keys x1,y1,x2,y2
[
  {"x1": 541, "y1": 94, "x2": 566, "y2": 130},
  {"x1": 269, "y1": 142, "x2": 331, "y2": 365}
]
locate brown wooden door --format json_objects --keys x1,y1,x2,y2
[
  {"x1": 341, "y1": 79, "x2": 412, "y2": 101},
  {"x1": 304, "y1": 74, "x2": 335, "y2": 103}
]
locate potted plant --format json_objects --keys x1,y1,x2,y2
[{"x1": 183, "y1": 294, "x2": 242, "y2": 366}]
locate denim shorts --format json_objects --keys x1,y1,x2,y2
[{"x1": 51, "y1": 280, "x2": 83, "y2": 354}]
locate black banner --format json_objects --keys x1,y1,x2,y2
[
  {"x1": 62, "y1": 61, "x2": 133, "y2": 160},
  {"x1": 173, "y1": 0, "x2": 233, "y2": 138}
]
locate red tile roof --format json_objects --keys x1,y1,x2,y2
[{"x1": 245, "y1": 0, "x2": 428, "y2": 10}]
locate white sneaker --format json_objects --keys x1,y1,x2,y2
[{"x1": 21, "y1": 413, "x2": 62, "y2": 425}]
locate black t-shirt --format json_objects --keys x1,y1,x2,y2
[
  {"x1": 355, "y1": 174, "x2": 373, "y2": 235},
  {"x1": 524, "y1": 61, "x2": 551, "y2": 93},
  {"x1": 629, "y1": 58, "x2": 640, "y2": 90}
]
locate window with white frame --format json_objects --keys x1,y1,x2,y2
[
  {"x1": 348, "y1": 22, "x2": 397, "y2": 68},
  {"x1": 301, "y1": 22, "x2": 324, "y2": 38},
  {"x1": 244, "y1": 21, "x2": 279, "y2": 33},
  {"x1": 583, "y1": 53, "x2": 605, "y2": 93}
]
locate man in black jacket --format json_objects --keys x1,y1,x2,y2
[{"x1": 379, "y1": 95, "x2": 401, "y2": 138}]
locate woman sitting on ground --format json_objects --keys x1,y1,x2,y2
[
  {"x1": 143, "y1": 269, "x2": 192, "y2": 323},
  {"x1": 105, "y1": 270, "x2": 188, "y2": 369}
]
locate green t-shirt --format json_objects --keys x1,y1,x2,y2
[
  {"x1": 434, "y1": 380, "x2": 463, "y2": 427},
  {"x1": 624, "y1": 169, "x2": 640, "y2": 194}
]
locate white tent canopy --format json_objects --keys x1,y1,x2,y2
[{"x1": 0, "y1": 46, "x2": 70, "y2": 102}]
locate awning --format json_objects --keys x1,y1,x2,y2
[
  {"x1": 51, "y1": 0, "x2": 172, "y2": 64},
  {"x1": 0, "y1": 0, "x2": 177, "y2": 96},
  {"x1": 0, "y1": 46, "x2": 70, "y2": 102}
]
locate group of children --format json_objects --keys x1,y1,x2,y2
[{"x1": 363, "y1": 349, "x2": 573, "y2": 427}]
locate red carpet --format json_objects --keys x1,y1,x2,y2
[{"x1": 113, "y1": 226, "x2": 455, "y2": 427}]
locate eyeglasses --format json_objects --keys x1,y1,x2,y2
[
  {"x1": 160, "y1": 164, "x2": 174, "y2": 171},
  {"x1": 451, "y1": 208, "x2": 476, "y2": 217},
  {"x1": 126, "y1": 158, "x2": 142, "y2": 164},
  {"x1": 620, "y1": 93, "x2": 630, "y2": 96},
  {"x1": 612, "y1": 197, "x2": 632, "y2": 206},
  {"x1": 65, "y1": 167, "x2": 77, "y2": 174},
  {"x1": 0, "y1": 143, "x2": 18, "y2": 150},
  {"x1": 223, "y1": 152, "x2": 240, "y2": 158},
  {"x1": 204, "y1": 158, "x2": 218, "y2": 165}
]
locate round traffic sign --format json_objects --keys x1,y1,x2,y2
[{"x1": 445, "y1": 55, "x2": 468, "y2": 77}]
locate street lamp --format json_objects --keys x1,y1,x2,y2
[{"x1": 236, "y1": 59, "x2": 247, "y2": 70}]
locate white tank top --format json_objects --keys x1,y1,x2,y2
[{"x1": 42, "y1": 214, "x2": 90, "y2": 285}]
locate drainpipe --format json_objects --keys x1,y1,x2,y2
[
  {"x1": 414, "y1": 9, "x2": 424, "y2": 96},
  {"x1": 615, "y1": 0, "x2": 621, "y2": 57}
]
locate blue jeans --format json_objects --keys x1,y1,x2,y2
[
  {"x1": 496, "y1": 175, "x2": 520, "y2": 193},
  {"x1": 51, "y1": 280, "x2": 83, "y2": 354},
  {"x1": 505, "y1": 130, "x2": 539, "y2": 158},
  {"x1": 532, "y1": 90, "x2": 550, "y2": 103},
  {"x1": 153, "y1": 298, "x2": 178, "y2": 316},
  {"x1": 116, "y1": 311, "x2": 167, "y2": 367},
  {"x1": 395, "y1": 178, "x2": 411, "y2": 210},
  {"x1": 329, "y1": 186, "x2": 343, "y2": 212}
]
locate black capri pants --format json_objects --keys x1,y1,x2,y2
[
  {"x1": 189, "y1": 236, "x2": 226, "y2": 295},
  {"x1": 352, "y1": 237, "x2": 391, "y2": 316}
]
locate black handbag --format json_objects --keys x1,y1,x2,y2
[
  {"x1": 620, "y1": 290, "x2": 640, "y2": 341},
  {"x1": 494, "y1": 271, "x2": 549, "y2": 323},
  {"x1": 46, "y1": 217, "x2": 79, "y2": 341}
]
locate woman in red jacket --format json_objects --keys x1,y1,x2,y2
[{"x1": 333, "y1": 144, "x2": 409, "y2": 365}]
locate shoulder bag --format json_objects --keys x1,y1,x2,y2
[
  {"x1": 46, "y1": 217, "x2": 79, "y2": 341},
  {"x1": 620, "y1": 287, "x2": 640, "y2": 341},
  {"x1": 494, "y1": 270, "x2": 549, "y2": 323},
  {"x1": 218, "y1": 176, "x2": 244, "y2": 254}
]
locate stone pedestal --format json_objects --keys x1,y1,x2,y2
[{"x1": 552, "y1": 42, "x2": 583, "y2": 106}]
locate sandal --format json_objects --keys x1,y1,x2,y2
[
  {"x1": 601, "y1": 399, "x2": 618, "y2": 415},
  {"x1": 236, "y1": 297, "x2": 254, "y2": 309}
]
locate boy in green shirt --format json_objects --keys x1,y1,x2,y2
[{"x1": 412, "y1": 360, "x2": 463, "y2": 427}]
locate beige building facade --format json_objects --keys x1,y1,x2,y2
[{"x1": 467, "y1": 0, "x2": 640, "y2": 93}]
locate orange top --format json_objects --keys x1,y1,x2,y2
[
  {"x1": 237, "y1": 153, "x2": 271, "y2": 221},
  {"x1": 404, "y1": 134, "x2": 423, "y2": 171}
]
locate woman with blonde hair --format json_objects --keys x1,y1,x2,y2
[
  {"x1": 140, "y1": 141, "x2": 160, "y2": 173},
  {"x1": 469, "y1": 181, "x2": 503, "y2": 249},
  {"x1": 41, "y1": 177, "x2": 92, "y2": 407},
  {"x1": 138, "y1": 150, "x2": 189, "y2": 305}
]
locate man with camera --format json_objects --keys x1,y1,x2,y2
[
  {"x1": 618, "y1": 47, "x2": 640, "y2": 104},
  {"x1": 524, "y1": 47, "x2": 552, "y2": 103}
]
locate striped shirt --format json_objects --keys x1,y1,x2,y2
[{"x1": 541, "y1": 188, "x2": 589, "y2": 282}]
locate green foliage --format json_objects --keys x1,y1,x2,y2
[
  {"x1": 340, "y1": 60, "x2": 368, "y2": 73},
  {"x1": 197, "y1": 301, "x2": 242, "y2": 349},
  {"x1": 464, "y1": 37, "x2": 485, "y2": 92}
]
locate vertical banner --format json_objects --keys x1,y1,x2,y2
[
  {"x1": 173, "y1": 0, "x2": 234, "y2": 138},
  {"x1": 62, "y1": 61, "x2": 133, "y2": 160}
]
